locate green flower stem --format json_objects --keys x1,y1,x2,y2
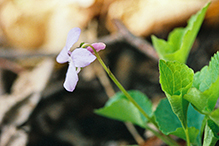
[
  {"x1": 184, "y1": 126, "x2": 191, "y2": 146},
  {"x1": 85, "y1": 44, "x2": 179, "y2": 146},
  {"x1": 85, "y1": 45, "x2": 153, "y2": 123}
]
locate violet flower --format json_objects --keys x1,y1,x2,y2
[{"x1": 56, "y1": 27, "x2": 105, "y2": 92}]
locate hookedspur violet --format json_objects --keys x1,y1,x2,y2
[{"x1": 56, "y1": 27, "x2": 106, "y2": 92}]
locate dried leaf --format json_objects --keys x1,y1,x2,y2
[{"x1": 107, "y1": 0, "x2": 208, "y2": 36}]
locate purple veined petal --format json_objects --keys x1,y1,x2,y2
[
  {"x1": 56, "y1": 46, "x2": 70, "y2": 63},
  {"x1": 71, "y1": 48, "x2": 96, "y2": 67},
  {"x1": 65, "y1": 27, "x2": 81, "y2": 50},
  {"x1": 87, "y1": 42, "x2": 106, "y2": 54},
  {"x1": 63, "y1": 63, "x2": 79, "y2": 92}
]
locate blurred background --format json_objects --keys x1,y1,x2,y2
[{"x1": 0, "y1": 0, "x2": 219, "y2": 145}]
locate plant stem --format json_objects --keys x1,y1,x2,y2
[
  {"x1": 88, "y1": 45, "x2": 153, "y2": 123},
  {"x1": 86, "y1": 45, "x2": 179, "y2": 146},
  {"x1": 184, "y1": 127, "x2": 191, "y2": 146}
]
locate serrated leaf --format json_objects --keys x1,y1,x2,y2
[
  {"x1": 159, "y1": 60, "x2": 194, "y2": 96},
  {"x1": 184, "y1": 52, "x2": 219, "y2": 113},
  {"x1": 95, "y1": 90, "x2": 152, "y2": 128},
  {"x1": 154, "y1": 98, "x2": 204, "y2": 145},
  {"x1": 152, "y1": 3, "x2": 210, "y2": 63},
  {"x1": 203, "y1": 119, "x2": 219, "y2": 146},
  {"x1": 193, "y1": 52, "x2": 219, "y2": 92},
  {"x1": 159, "y1": 60, "x2": 194, "y2": 127}
]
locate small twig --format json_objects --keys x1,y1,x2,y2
[
  {"x1": 113, "y1": 19, "x2": 159, "y2": 61},
  {"x1": 0, "y1": 48, "x2": 57, "y2": 59},
  {"x1": 0, "y1": 58, "x2": 24, "y2": 74},
  {"x1": 98, "y1": 32, "x2": 123, "y2": 45},
  {"x1": 124, "y1": 122, "x2": 145, "y2": 144}
]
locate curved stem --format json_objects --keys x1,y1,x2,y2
[
  {"x1": 84, "y1": 44, "x2": 179, "y2": 146},
  {"x1": 86, "y1": 45, "x2": 154, "y2": 123}
]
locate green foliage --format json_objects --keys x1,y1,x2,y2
[
  {"x1": 203, "y1": 120, "x2": 219, "y2": 146},
  {"x1": 159, "y1": 60, "x2": 194, "y2": 127},
  {"x1": 209, "y1": 108, "x2": 219, "y2": 127},
  {"x1": 184, "y1": 52, "x2": 219, "y2": 114},
  {"x1": 94, "y1": 3, "x2": 217, "y2": 146},
  {"x1": 95, "y1": 90, "x2": 152, "y2": 128},
  {"x1": 151, "y1": 3, "x2": 210, "y2": 63},
  {"x1": 154, "y1": 98, "x2": 204, "y2": 145}
]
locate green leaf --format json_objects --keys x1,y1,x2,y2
[
  {"x1": 209, "y1": 108, "x2": 219, "y2": 127},
  {"x1": 184, "y1": 52, "x2": 219, "y2": 113},
  {"x1": 184, "y1": 88, "x2": 210, "y2": 114},
  {"x1": 154, "y1": 98, "x2": 204, "y2": 145},
  {"x1": 187, "y1": 102, "x2": 205, "y2": 145},
  {"x1": 193, "y1": 52, "x2": 219, "y2": 92},
  {"x1": 154, "y1": 98, "x2": 182, "y2": 135},
  {"x1": 159, "y1": 60, "x2": 194, "y2": 96},
  {"x1": 95, "y1": 90, "x2": 152, "y2": 128},
  {"x1": 170, "y1": 127, "x2": 199, "y2": 143},
  {"x1": 152, "y1": 3, "x2": 210, "y2": 63},
  {"x1": 159, "y1": 60, "x2": 194, "y2": 127},
  {"x1": 203, "y1": 119, "x2": 219, "y2": 146}
]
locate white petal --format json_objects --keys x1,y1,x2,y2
[
  {"x1": 56, "y1": 46, "x2": 69, "y2": 63},
  {"x1": 71, "y1": 48, "x2": 96, "y2": 67},
  {"x1": 63, "y1": 63, "x2": 79, "y2": 92},
  {"x1": 57, "y1": 28, "x2": 81, "y2": 64},
  {"x1": 65, "y1": 27, "x2": 81, "y2": 50}
]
